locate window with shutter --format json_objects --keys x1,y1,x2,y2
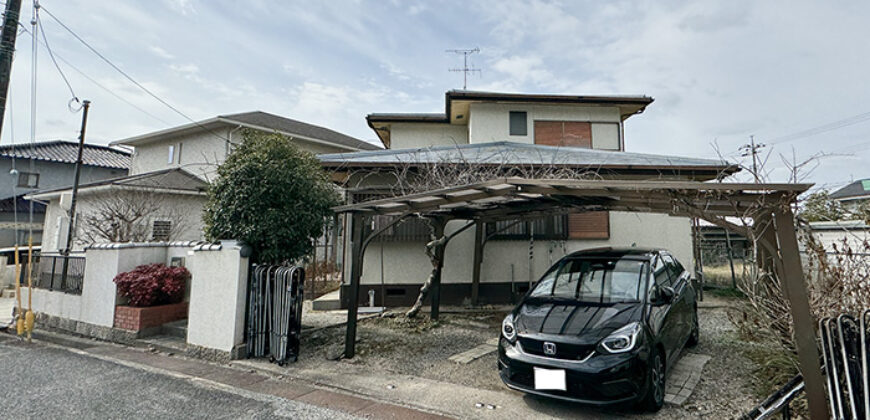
[
  {"x1": 567, "y1": 211, "x2": 609, "y2": 239},
  {"x1": 534, "y1": 121, "x2": 592, "y2": 148}
]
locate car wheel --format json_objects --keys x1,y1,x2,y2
[
  {"x1": 687, "y1": 307, "x2": 700, "y2": 347},
  {"x1": 639, "y1": 349, "x2": 665, "y2": 412}
]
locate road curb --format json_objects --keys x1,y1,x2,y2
[{"x1": 4, "y1": 328, "x2": 451, "y2": 420}]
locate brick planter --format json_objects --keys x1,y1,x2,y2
[{"x1": 114, "y1": 302, "x2": 188, "y2": 331}]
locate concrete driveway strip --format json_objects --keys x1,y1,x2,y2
[{"x1": 0, "y1": 335, "x2": 360, "y2": 420}]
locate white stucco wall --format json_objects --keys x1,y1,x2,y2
[
  {"x1": 389, "y1": 123, "x2": 469, "y2": 149},
  {"x1": 359, "y1": 212, "x2": 694, "y2": 287},
  {"x1": 467, "y1": 102, "x2": 622, "y2": 148},
  {"x1": 20, "y1": 245, "x2": 170, "y2": 327},
  {"x1": 186, "y1": 242, "x2": 249, "y2": 354}
]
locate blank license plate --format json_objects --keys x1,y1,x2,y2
[{"x1": 534, "y1": 367, "x2": 566, "y2": 391}]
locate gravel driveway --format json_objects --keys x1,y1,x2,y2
[{"x1": 298, "y1": 296, "x2": 759, "y2": 418}]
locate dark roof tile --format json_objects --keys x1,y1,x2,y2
[
  {"x1": 219, "y1": 111, "x2": 381, "y2": 151},
  {"x1": 830, "y1": 179, "x2": 870, "y2": 200},
  {"x1": 0, "y1": 140, "x2": 130, "y2": 169}
]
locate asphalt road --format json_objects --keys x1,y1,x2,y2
[{"x1": 0, "y1": 334, "x2": 359, "y2": 419}]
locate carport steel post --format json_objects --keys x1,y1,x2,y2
[{"x1": 336, "y1": 179, "x2": 828, "y2": 419}]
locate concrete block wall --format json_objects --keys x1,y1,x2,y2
[{"x1": 185, "y1": 241, "x2": 249, "y2": 360}]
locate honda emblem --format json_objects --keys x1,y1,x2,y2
[{"x1": 543, "y1": 342, "x2": 557, "y2": 356}]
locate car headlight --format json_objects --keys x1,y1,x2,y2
[
  {"x1": 502, "y1": 314, "x2": 517, "y2": 343},
  {"x1": 599, "y1": 322, "x2": 642, "y2": 354}
]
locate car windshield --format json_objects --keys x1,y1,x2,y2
[{"x1": 529, "y1": 258, "x2": 648, "y2": 303}]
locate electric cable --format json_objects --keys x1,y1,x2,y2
[
  {"x1": 40, "y1": 5, "x2": 236, "y2": 144},
  {"x1": 35, "y1": 11, "x2": 78, "y2": 111},
  {"x1": 17, "y1": 23, "x2": 172, "y2": 126}
]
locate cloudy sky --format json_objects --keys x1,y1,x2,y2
[{"x1": 4, "y1": 0, "x2": 869, "y2": 191}]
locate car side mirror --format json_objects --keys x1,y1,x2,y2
[{"x1": 660, "y1": 286, "x2": 676, "y2": 304}]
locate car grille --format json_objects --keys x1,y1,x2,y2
[{"x1": 518, "y1": 337, "x2": 595, "y2": 361}]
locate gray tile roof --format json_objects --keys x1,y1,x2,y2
[
  {"x1": 319, "y1": 141, "x2": 736, "y2": 171},
  {"x1": 0, "y1": 140, "x2": 131, "y2": 169},
  {"x1": 31, "y1": 168, "x2": 207, "y2": 197},
  {"x1": 830, "y1": 179, "x2": 870, "y2": 200},
  {"x1": 219, "y1": 111, "x2": 381, "y2": 151}
]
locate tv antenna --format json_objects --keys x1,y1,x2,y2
[{"x1": 447, "y1": 47, "x2": 480, "y2": 90}]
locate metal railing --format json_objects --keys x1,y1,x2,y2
[{"x1": 30, "y1": 254, "x2": 86, "y2": 295}]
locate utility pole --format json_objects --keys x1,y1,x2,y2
[
  {"x1": 60, "y1": 100, "x2": 90, "y2": 284},
  {"x1": 447, "y1": 47, "x2": 480, "y2": 90},
  {"x1": 0, "y1": 0, "x2": 22, "y2": 139},
  {"x1": 739, "y1": 135, "x2": 765, "y2": 183}
]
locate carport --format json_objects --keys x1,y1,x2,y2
[{"x1": 333, "y1": 177, "x2": 827, "y2": 418}]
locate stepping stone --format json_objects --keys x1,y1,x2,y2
[
  {"x1": 448, "y1": 340, "x2": 499, "y2": 364},
  {"x1": 664, "y1": 353, "x2": 711, "y2": 407}
]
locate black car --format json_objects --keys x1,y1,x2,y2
[{"x1": 497, "y1": 247, "x2": 699, "y2": 412}]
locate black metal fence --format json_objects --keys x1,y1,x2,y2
[{"x1": 28, "y1": 254, "x2": 86, "y2": 295}]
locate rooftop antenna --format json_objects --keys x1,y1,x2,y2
[{"x1": 446, "y1": 47, "x2": 480, "y2": 90}]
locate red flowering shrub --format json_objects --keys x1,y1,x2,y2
[{"x1": 113, "y1": 263, "x2": 189, "y2": 307}]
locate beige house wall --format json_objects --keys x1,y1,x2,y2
[
  {"x1": 358, "y1": 212, "x2": 694, "y2": 287},
  {"x1": 389, "y1": 123, "x2": 469, "y2": 149},
  {"x1": 467, "y1": 102, "x2": 623, "y2": 149},
  {"x1": 130, "y1": 128, "x2": 351, "y2": 181}
]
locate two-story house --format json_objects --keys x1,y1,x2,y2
[
  {"x1": 0, "y1": 140, "x2": 130, "y2": 248},
  {"x1": 320, "y1": 90, "x2": 737, "y2": 307},
  {"x1": 31, "y1": 111, "x2": 380, "y2": 252}
]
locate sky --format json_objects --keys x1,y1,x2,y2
[{"x1": 3, "y1": 0, "x2": 870, "y2": 192}]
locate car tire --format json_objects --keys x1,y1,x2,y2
[
  {"x1": 686, "y1": 307, "x2": 700, "y2": 348},
  {"x1": 639, "y1": 348, "x2": 665, "y2": 412}
]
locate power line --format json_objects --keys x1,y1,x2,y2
[
  {"x1": 766, "y1": 110, "x2": 870, "y2": 145},
  {"x1": 35, "y1": 11, "x2": 78, "y2": 109},
  {"x1": 17, "y1": 23, "x2": 171, "y2": 125},
  {"x1": 39, "y1": 5, "x2": 233, "y2": 144}
]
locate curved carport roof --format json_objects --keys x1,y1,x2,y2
[{"x1": 332, "y1": 177, "x2": 828, "y2": 418}]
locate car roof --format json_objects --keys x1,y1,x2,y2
[{"x1": 564, "y1": 247, "x2": 663, "y2": 259}]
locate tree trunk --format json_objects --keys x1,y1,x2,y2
[{"x1": 406, "y1": 219, "x2": 447, "y2": 318}]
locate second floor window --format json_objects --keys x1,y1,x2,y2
[
  {"x1": 167, "y1": 145, "x2": 175, "y2": 164},
  {"x1": 509, "y1": 111, "x2": 527, "y2": 136},
  {"x1": 17, "y1": 172, "x2": 39, "y2": 188}
]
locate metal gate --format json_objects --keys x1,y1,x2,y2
[
  {"x1": 246, "y1": 265, "x2": 304, "y2": 365},
  {"x1": 819, "y1": 311, "x2": 870, "y2": 420}
]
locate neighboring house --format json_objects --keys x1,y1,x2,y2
[
  {"x1": 31, "y1": 169, "x2": 208, "y2": 253},
  {"x1": 0, "y1": 140, "x2": 130, "y2": 247},
  {"x1": 322, "y1": 90, "x2": 738, "y2": 307},
  {"x1": 33, "y1": 111, "x2": 379, "y2": 252},
  {"x1": 830, "y1": 178, "x2": 870, "y2": 212},
  {"x1": 111, "y1": 111, "x2": 380, "y2": 180}
]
